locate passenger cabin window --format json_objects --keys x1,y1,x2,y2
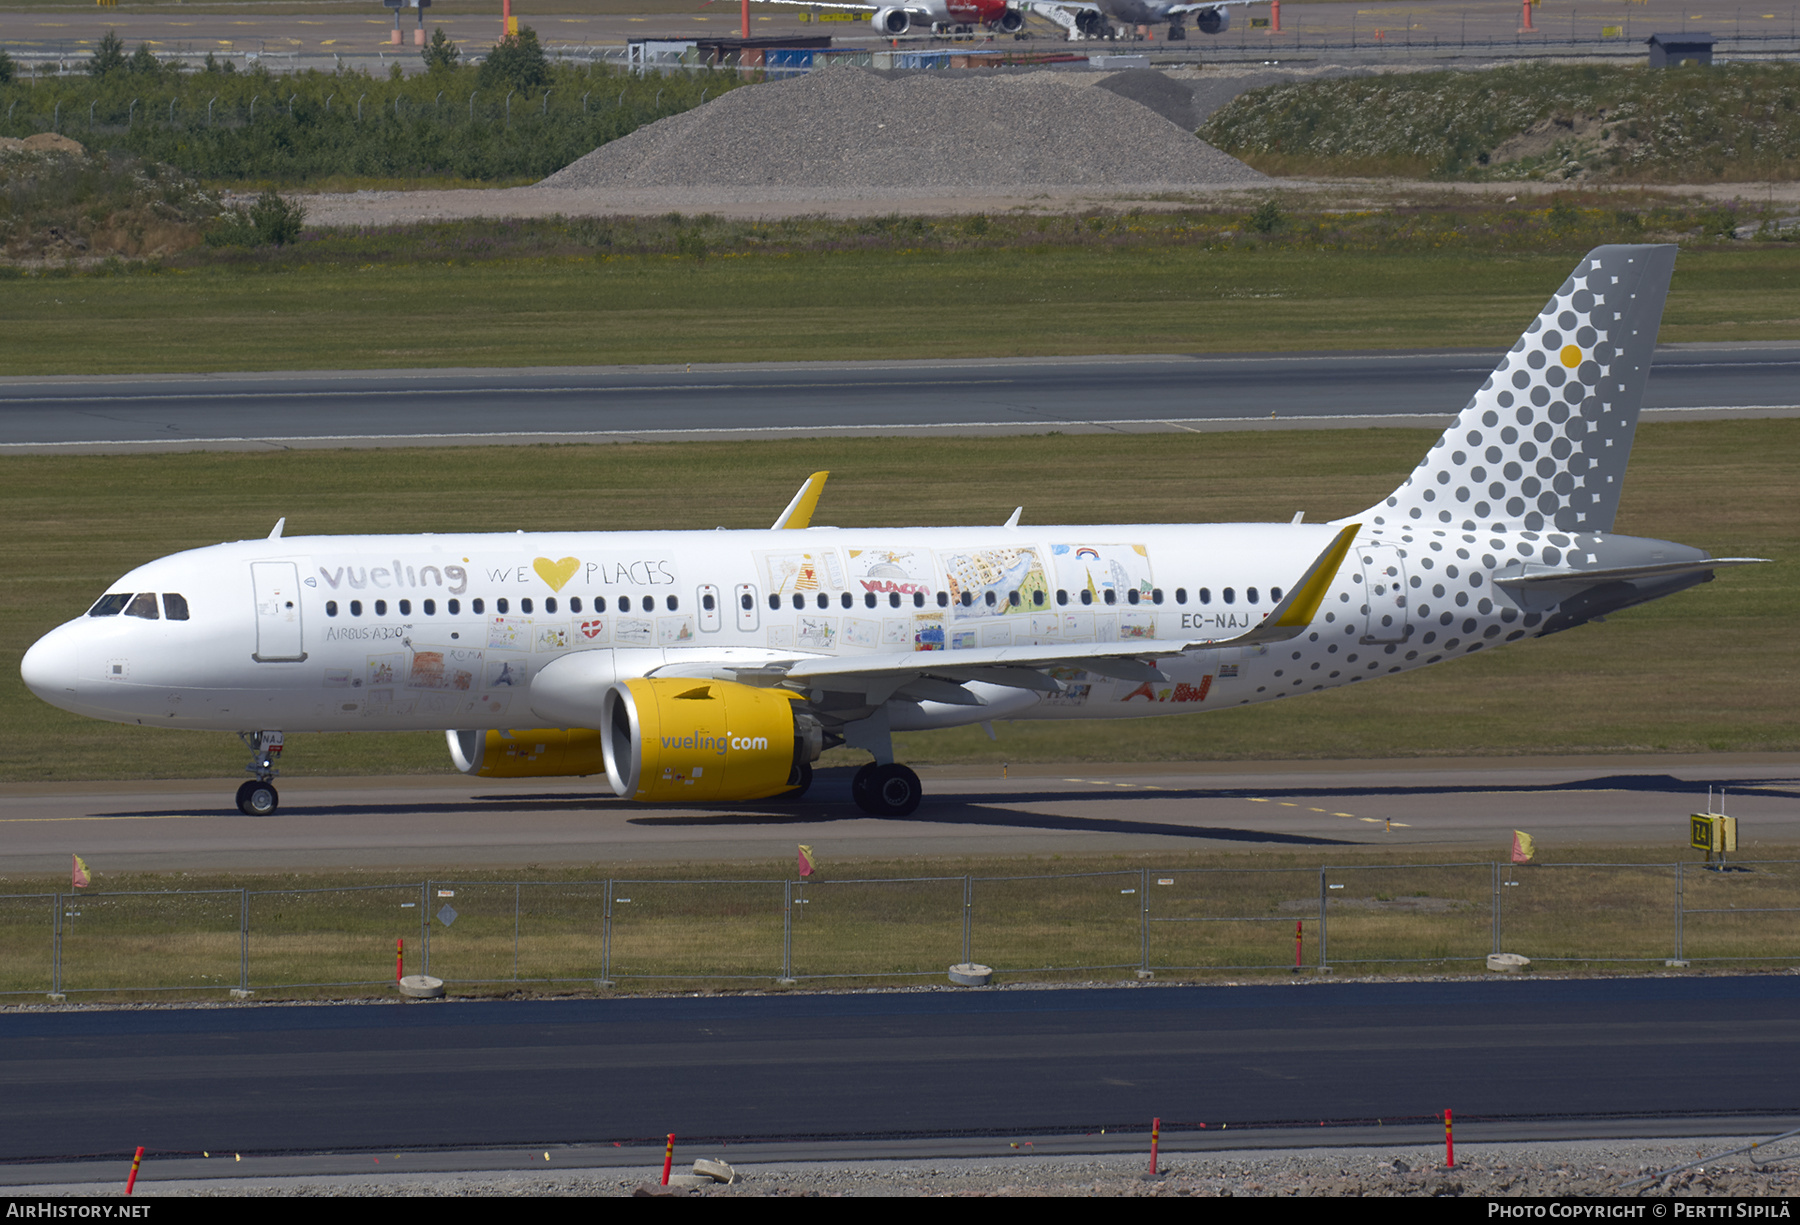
[
  {"x1": 126, "y1": 593, "x2": 159, "y2": 620},
  {"x1": 545, "y1": 597, "x2": 557, "y2": 614},
  {"x1": 1103, "y1": 590, "x2": 1116, "y2": 606},
  {"x1": 704, "y1": 593, "x2": 717, "y2": 612},
  {"x1": 1175, "y1": 588, "x2": 1187, "y2": 605},
  {"x1": 913, "y1": 592, "x2": 925, "y2": 608},
  {"x1": 1033, "y1": 591, "x2": 1045, "y2": 606},
  {"x1": 398, "y1": 599, "x2": 412, "y2": 616},
  {"x1": 769, "y1": 594, "x2": 781, "y2": 611},
  {"x1": 1079, "y1": 590, "x2": 1092, "y2": 606},
  {"x1": 448, "y1": 599, "x2": 460, "y2": 615},
  {"x1": 521, "y1": 598, "x2": 534, "y2": 614},
  {"x1": 937, "y1": 592, "x2": 949, "y2": 607},
  {"x1": 1056, "y1": 590, "x2": 1068, "y2": 606},
  {"x1": 668, "y1": 595, "x2": 679, "y2": 612},
  {"x1": 570, "y1": 597, "x2": 582, "y2": 614},
  {"x1": 1199, "y1": 588, "x2": 1212, "y2": 605},
  {"x1": 375, "y1": 599, "x2": 388, "y2": 616},
  {"x1": 472, "y1": 598, "x2": 485, "y2": 615},
  {"x1": 593, "y1": 597, "x2": 606, "y2": 613},
  {"x1": 88, "y1": 594, "x2": 131, "y2": 618},
  {"x1": 1126, "y1": 590, "x2": 1140, "y2": 605},
  {"x1": 350, "y1": 600, "x2": 363, "y2": 617},
  {"x1": 741, "y1": 593, "x2": 754, "y2": 611},
  {"x1": 424, "y1": 599, "x2": 436, "y2": 615},
  {"x1": 1223, "y1": 588, "x2": 1236, "y2": 605},
  {"x1": 326, "y1": 600, "x2": 339, "y2": 618},
  {"x1": 865, "y1": 592, "x2": 877, "y2": 609},
  {"x1": 497, "y1": 598, "x2": 509, "y2": 614},
  {"x1": 1271, "y1": 586, "x2": 1284, "y2": 603},
  {"x1": 1247, "y1": 588, "x2": 1259, "y2": 605},
  {"x1": 1151, "y1": 589, "x2": 1163, "y2": 605}
]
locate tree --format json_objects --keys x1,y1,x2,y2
[
  {"x1": 0, "y1": 48, "x2": 14, "y2": 87},
  {"x1": 422, "y1": 27, "x2": 460, "y2": 74},
  {"x1": 89, "y1": 29, "x2": 127, "y2": 78},
  {"x1": 478, "y1": 26, "x2": 549, "y2": 92},
  {"x1": 128, "y1": 43, "x2": 161, "y2": 76}
]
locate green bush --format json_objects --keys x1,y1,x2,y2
[
  {"x1": 422, "y1": 28, "x2": 460, "y2": 76},
  {"x1": 0, "y1": 49, "x2": 15, "y2": 88},
  {"x1": 0, "y1": 62, "x2": 736, "y2": 186},
  {"x1": 206, "y1": 190, "x2": 305, "y2": 247},
  {"x1": 89, "y1": 30, "x2": 127, "y2": 79},
  {"x1": 478, "y1": 27, "x2": 550, "y2": 93}
]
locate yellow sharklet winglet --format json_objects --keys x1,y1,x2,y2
[
  {"x1": 771, "y1": 471, "x2": 830, "y2": 530},
  {"x1": 1232, "y1": 523, "x2": 1362, "y2": 647}
]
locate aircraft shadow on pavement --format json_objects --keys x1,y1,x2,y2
[{"x1": 86, "y1": 772, "x2": 1796, "y2": 847}]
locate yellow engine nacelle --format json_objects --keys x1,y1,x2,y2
[
  {"x1": 447, "y1": 727, "x2": 606, "y2": 778},
  {"x1": 603, "y1": 678, "x2": 814, "y2": 803}
]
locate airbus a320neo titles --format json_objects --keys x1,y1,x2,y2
[{"x1": 22, "y1": 246, "x2": 1761, "y2": 818}]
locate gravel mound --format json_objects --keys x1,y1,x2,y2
[
  {"x1": 540, "y1": 69, "x2": 1268, "y2": 192},
  {"x1": 1095, "y1": 68, "x2": 1201, "y2": 132}
]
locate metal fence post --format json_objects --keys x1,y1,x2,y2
[
  {"x1": 1317, "y1": 869, "x2": 1328, "y2": 971},
  {"x1": 1674, "y1": 860, "x2": 1684, "y2": 964},
  {"x1": 1140, "y1": 867, "x2": 1151, "y2": 976},
  {"x1": 240, "y1": 888, "x2": 249, "y2": 992},
  {"x1": 782, "y1": 880, "x2": 793, "y2": 982},
  {"x1": 421, "y1": 881, "x2": 430, "y2": 974},
  {"x1": 962, "y1": 875, "x2": 972, "y2": 965},
  {"x1": 52, "y1": 892, "x2": 61, "y2": 996},
  {"x1": 1492, "y1": 861, "x2": 1502, "y2": 955},
  {"x1": 602, "y1": 879, "x2": 612, "y2": 984},
  {"x1": 513, "y1": 883, "x2": 521, "y2": 982}
]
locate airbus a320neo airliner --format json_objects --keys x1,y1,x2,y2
[{"x1": 22, "y1": 246, "x2": 1760, "y2": 818}]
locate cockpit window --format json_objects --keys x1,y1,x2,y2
[
  {"x1": 125, "y1": 593, "x2": 160, "y2": 620},
  {"x1": 163, "y1": 593, "x2": 190, "y2": 621},
  {"x1": 87, "y1": 593, "x2": 131, "y2": 618}
]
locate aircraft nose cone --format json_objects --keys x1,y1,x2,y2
[{"x1": 21, "y1": 624, "x2": 81, "y2": 707}]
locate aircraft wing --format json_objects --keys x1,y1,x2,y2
[
  {"x1": 1164, "y1": 1, "x2": 1263, "y2": 11},
  {"x1": 652, "y1": 523, "x2": 1359, "y2": 703}
]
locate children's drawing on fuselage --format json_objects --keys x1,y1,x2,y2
[
  {"x1": 485, "y1": 659, "x2": 526, "y2": 689},
  {"x1": 796, "y1": 616, "x2": 837, "y2": 650},
  {"x1": 847, "y1": 547, "x2": 936, "y2": 605},
  {"x1": 488, "y1": 617, "x2": 529, "y2": 651},
  {"x1": 1051, "y1": 544, "x2": 1153, "y2": 607},
  {"x1": 913, "y1": 617, "x2": 944, "y2": 651},
  {"x1": 938, "y1": 547, "x2": 1047, "y2": 621},
  {"x1": 615, "y1": 617, "x2": 653, "y2": 646},
  {"x1": 535, "y1": 625, "x2": 570, "y2": 653},
  {"x1": 759, "y1": 550, "x2": 847, "y2": 600},
  {"x1": 844, "y1": 618, "x2": 879, "y2": 650},
  {"x1": 657, "y1": 616, "x2": 696, "y2": 645}
]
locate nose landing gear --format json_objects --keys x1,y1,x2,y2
[{"x1": 235, "y1": 730, "x2": 284, "y2": 815}]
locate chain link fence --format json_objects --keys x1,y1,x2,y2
[{"x1": 4, "y1": 861, "x2": 1796, "y2": 999}]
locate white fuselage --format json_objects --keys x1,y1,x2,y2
[{"x1": 22, "y1": 518, "x2": 1549, "y2": 735}]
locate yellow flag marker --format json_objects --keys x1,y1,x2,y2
[{"x1": 1512, "y1": 831, "x2": 1535, "y2": 863}]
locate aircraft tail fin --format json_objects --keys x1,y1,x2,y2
[{"x1": 1353, "y1": 244, "x2": 1676, "y2": 536}]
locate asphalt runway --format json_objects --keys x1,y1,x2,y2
[
  {"x1": 3, "y1": 755, "x2": 1795, "y2": 873},
  {"x1": 2, "y1": 977, "x2": 1798, "y2": 1174},
  {"x1": 1, "y1": 346, "x2": 1796, "y2": 454}
]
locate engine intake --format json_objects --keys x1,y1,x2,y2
[
  {"x1": 871, "y1": 7, "x2": 912, "y2": 34},
  {"x1": 603, "y1": 678, "x2": 819, "y2": 803},
  {"x1": 1195, "y1": 7, "x2": 1229, "y2": 34}
]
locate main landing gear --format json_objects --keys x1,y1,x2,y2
[
  {"x1": 235, "y1": 730, "x2": 283, "y2": 815},
  {"x1": 851, "y1": 762, "x2": 922, "y2": 817}
]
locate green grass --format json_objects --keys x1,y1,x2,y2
[
  {"x1": 3, "y1": 246, "x2": 1797, "y2": 373},
  {"x1": 2, "y1": 419, "x2": 1794, "y2": 782},
  {"x1": 4, "y1": 848, "x2": 1795, "y2": 1000}
]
